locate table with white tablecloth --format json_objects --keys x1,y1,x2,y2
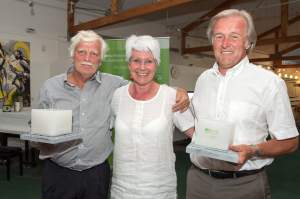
[{"x1": 0, "y1": 108, "x2": 35, "y2": 165}]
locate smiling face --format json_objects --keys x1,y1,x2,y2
[
  {"x1": 73, "y1": 40, "x2": 101, "y2": 79},
  {"x1": 128, "y1": 49, "x2": 157, "y2": 86},
  {"x1": 212, "y1": 15, "x2": 249, "y2": 74}
]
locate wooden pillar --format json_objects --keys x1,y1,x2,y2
[
  {"x1": 181, "y1": 31, "x2": 187, "y2": 55},
  {"x1": 67, "y1": 0, "x2": 75, "y2": 40},
  {"x1": 111, "y1": 0, "x2": 119, "y2": 15},
  {"x1": 281, "y1": 0, "x2": 289, "y2": 37},
  {"x1": 275, "y1": 31, "x2": 279, "y2": 53}
]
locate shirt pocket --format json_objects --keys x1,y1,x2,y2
[
  {"x1": 228, "y1": 100, "x2": 261, "y2": 122},
  {"x1": 53, "y1": 98, "x2": 78, "y2": 110}
]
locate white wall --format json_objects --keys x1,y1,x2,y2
[
  {"x1": 0, "y1": 0, "x2": 71, "y2": 106},
  {"x1": 169, "y1": 51, "x2": 213, "y2": 90}
]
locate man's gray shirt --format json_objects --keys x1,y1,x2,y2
[{"x1": 38, "y1": 70, "x2": 128, "y2": 171}]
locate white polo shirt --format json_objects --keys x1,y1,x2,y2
[{"x1": 191, "y1": 56, "x2": 299, "y2": 171}]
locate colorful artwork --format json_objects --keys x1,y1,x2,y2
[{"x1": 0, "y1": 40, "x2": 30, "y2": 109}]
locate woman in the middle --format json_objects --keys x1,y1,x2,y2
[{"x1": 110, "y1": 35, "x2": 194, "y2": 199}]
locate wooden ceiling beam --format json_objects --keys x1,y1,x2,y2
[
  {"x1": 258, "y1": 15, "x2": 300, "y2": 39},
  {"x1": 183, "y1": 35, "x2": 300, "y2": 53},
  {"x1": 69, "y1": 0, "x2": 193, "y2": 35},
  {"x1": 278, "y1": 43, "x2": 300, "y2": 55},
  {"x1": 275, "y1": 31, "x2": 279, "y2": 53},
  {"x1": 181, "y1": 0, "x2": 239, "y2": 32},
  {"x1": 280, "y1": 0, "x2": 289, "y2": 37},
  {"x1": 111, "y1": 0, "x2": 119, "y2": 15},
  {"x1": 257, "y1": 35, "x2": 300, "y2": 45},
  {"x1": 181, "y1": 1, "x2": 300, "y2": 55},
  {"x1": 183, "y1": 45, "x2": 213, "y2": 54},
  {"x1": 250, "y1": 55, "x2": 300, "y2": 62},
  {"x1": 181, "y1": 31, "x2": 187, "y2": 55},
  {"x1": 275, "y1": 64, "x2": 300, "y2": 68},
  {"x1": 181, "y1": 0, "x2": 239, "y2": 54}
]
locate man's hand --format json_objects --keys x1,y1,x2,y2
[
  {"x1": 230, "y1": 137, "x2": 299, "y2": 165},
  {"x1": 229, "y1": 144, "x2": 256, "y2": 165},
  {"x1": 173, "y1": 88, "x2": 190, "y2": 112}
]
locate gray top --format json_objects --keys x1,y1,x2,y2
[{"x1": 37, "y1": 69, "x2": 128, "y2": 171}]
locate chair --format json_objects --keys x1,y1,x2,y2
[{"x1": 0, "y1": 146, "x2": 23, "y2": 180}]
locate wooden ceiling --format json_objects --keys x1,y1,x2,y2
[{"x1": 67, "y1": 0, "x2": 300, "y2": 69}]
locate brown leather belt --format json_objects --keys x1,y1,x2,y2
[{"x1": 193, "y1": 164, "x2": 264, "y2": 179}]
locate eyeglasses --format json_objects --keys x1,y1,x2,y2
[{"x1": 129, "y1": 58, "x2": 156, "y2": 66}]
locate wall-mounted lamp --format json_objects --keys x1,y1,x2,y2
[{"x1": 25, "y1": 27, "x2": 36, "y2": 33}]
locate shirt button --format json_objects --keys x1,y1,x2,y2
[
  {"x1": 82, "y1": 112, "x2": 85, "y2": 116},
  {"x1": 81, "y1": 128, "x2": 84, "y2": 131}
]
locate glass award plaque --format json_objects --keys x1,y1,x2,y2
[
  {"x1": 188, "y1": 118, "x2": 239, "y2": 163},
  {"x1": 186, "y1": 143, "x2": 239, "y2": 163}
]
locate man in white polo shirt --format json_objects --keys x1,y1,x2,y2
[{"x1": 187, "y1": 9, "x2": 299, "y2": 199}]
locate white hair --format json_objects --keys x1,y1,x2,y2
[
  {"x1": 206, "y1": 9, "x2": 257, "y2": 53},
  {"x1": 125, "y1": 35, "x2": 160, "y2": 65},
  {"x1": 69, "y1": 30, "x2": 107, "y2": 60}
]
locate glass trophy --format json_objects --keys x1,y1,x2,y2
[{"x1": 186, "y1": 118, "x2": 239, "y2": 163}]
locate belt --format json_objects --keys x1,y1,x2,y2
[{"x1": 193, "y1": 164, "x2": 264, "y2": 179}]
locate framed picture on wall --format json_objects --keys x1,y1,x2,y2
[{"x1": 0, "y1": 40, "x2": 30, "y2": 110}]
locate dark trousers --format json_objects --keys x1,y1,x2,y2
[{"x1": 42, "y1": 159, "x2": 111, "y2": 199}]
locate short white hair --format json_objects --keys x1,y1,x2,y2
[
  {"x1": 69, "y1": 30, "x2": 107, "y2": 60},
  {"x1": 125, "y1": 35, "x2": 160, "y2": 65},
  {"x1": 207, "y1": 9, "x2": 257, "y2": 53}
]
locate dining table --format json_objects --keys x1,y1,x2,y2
[{"x1": 0, "y1": 108, "x2": 36, "y2": 166}]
